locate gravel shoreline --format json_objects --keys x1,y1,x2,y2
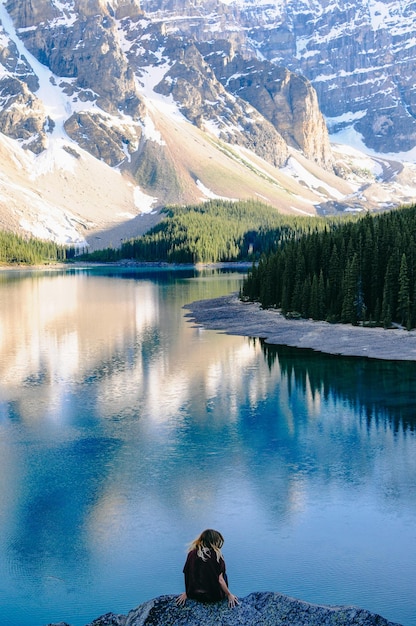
[
  {"x1": 0, "y1": 260, "x2": 253, "y2": 272},
  {"x1": 184, "y1": 293, "x2": 416, "y2": 361}
]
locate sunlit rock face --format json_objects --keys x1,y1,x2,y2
[
  {"x1": 142, "y1": 0, "x2": 416, "y2": 155},
  {"x1": 151, "y1": 40, "x2": 290, "y2": 168},
  {"x1": 5, "y1": 0, "x2": 143, "y2": 115},
  {"x1": 195, "y1": 40, "x2": 333, "y2": 169},
  {"x1": 0, "y1": 0, "x2": 329, "y2": 169},
  {"x1": 0, "y1": 76, "x2": 51, "y2": 153},
  {"x1": 46, "y1": 592, "x2": 402, "y2": 626}
]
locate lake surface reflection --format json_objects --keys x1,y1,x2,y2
[{"x1": 0, "y1": 267, "x2": 415, "y2": 626}]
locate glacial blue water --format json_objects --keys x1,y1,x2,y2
[{"x1": 0, "y1": 267, "x2": 415, "y2": 626}]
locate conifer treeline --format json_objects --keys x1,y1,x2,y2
[
  {"x1": 242, "y1": 205, "x2": 416, "y2": 329},
  {"x1": 82, "y1": 200, "x2": 338, "y2": 263},
  {"x1": 0, "y1": 231, "x2": 71, "y2": 264}
]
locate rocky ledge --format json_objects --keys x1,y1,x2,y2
[{"x1": 47, "y1": 592, "x2": 401, "y2": 626}]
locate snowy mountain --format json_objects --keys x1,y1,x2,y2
[
  {"x1": 142, "y1": 0, "x2": 416, "y2": 155},
  {"x1": 0, "y1": 0, "x2": 415, "y2": 250}
]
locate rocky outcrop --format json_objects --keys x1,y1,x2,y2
[
  {"x1": 0, "y1": 76, "x2": 51, "y2": 153},
  {"x1": 64, "y1": 112, "x2": 141, "y2": 166},
  {"x1": 0, "y1": 36, "x2": 39, "y2": 91},
  {"x1": 114, "y1": 0, "x2": 142, "y2": 20},
  {"x1": 153, "y1": 40, "x2": 289, "y2": 167},
  {"x1": 4, "y1": 0, "x2": 57, "y2": 28},
  {"x1": 46, "y1": 592, "x2": 402, "y2": 626},
  {"x1": 197, "y1": 40, "x2": 334, "y2": 170},
  {"x1": 5, "y1": 0, "x2": 143, "y2": 116}
]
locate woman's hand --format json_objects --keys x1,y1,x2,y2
[
  {"x1": 175, "y1": 592, "x2": 187, "y2": 606},
  {"x1": 227, "y1": 592, "x2": 239, "y2": 608}
]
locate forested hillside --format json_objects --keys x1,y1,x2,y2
[
  {"x1": 0, "y1": 231, "x2": 70, "y2": 265},
  {"x1": 242, "y1": 205, "x2": 416, "y2": 329},
  {"x1": 82, "y1": 200, "x2": 341, "y2": 264}
]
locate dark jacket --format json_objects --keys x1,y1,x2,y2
[{"x1": 183, "y1": 548, "x2": 227, "y2": 602}]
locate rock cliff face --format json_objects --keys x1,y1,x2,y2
[
  {"x1": 139, "y1": 0, "x2": 416, "y2": 155},
  {"x1": 196, "y1": 40, "x2": 333, "y2": 169},
  {"x1": 0, "y1": 0, "x2": 329, "y2": 172},
  {"x1": 0, "y1": 76, "x2": 51, "y2": 153},
  {"x1": 5, "y1": 0, "x2": 143, "y2": 115},
  {"x1": 241, "y1": 0, "x2": 416, "y2": 154},
  {"x1": 46, "y1": 592, "x2": 402, "y2": 626}
]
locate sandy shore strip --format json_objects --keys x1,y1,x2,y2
[
  {"x1": 184, "y1": 293, "x2": 416, "y2": 361},
  {"x1": 0, "y1": 260, "x2": 253, "y2": 272}
]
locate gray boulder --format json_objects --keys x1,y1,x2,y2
[{"x1": 47, "y1": 592, "x2": 402, "y2": 626}]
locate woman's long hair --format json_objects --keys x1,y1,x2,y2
[{"x1": 188, "y1": 529, "x2": 224, "y2": 562}]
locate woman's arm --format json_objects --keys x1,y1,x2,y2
[
  {"x1": 218, "y1": 572, "x2": 239, "y2": 607},
  {"x1": 176, "y1": 550, "x2": 193, "y2": 605}
]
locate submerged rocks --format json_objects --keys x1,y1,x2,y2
[{"x1": 47, "y1": 592, "x2": 402, "y2": 626}]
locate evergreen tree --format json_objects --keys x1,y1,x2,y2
[
  {"x1": 397, "y1": 253, "x2": 410, "y2": 327},
  {"x1": 341, "y1": 253, "x2": 359, "y2": 324},
  {"x1": 382, "y1": 255, "x2": 398, "y2": 326}
]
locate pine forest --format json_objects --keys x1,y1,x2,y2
[
  {"x1": 242, "y1": 204, "x2": 416, "y2": 329},
  {"x1": 0, "y1": 231, "x2": 70, "y2": 265},
  {"x1": 81, "y1": 200, "x2": 335, "y2": 264}
]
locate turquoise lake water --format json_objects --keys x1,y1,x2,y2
[{"x1": 0, "y1": 267, "x2": 415, "y2": 626}]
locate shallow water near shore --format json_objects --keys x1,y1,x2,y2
[{"x1": 0, "y1": 266, "x2": 415, "y2": 626}]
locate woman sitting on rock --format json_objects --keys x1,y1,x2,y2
[{"x1": 176, "y1": 529, "x2": 239, "y2": 608}]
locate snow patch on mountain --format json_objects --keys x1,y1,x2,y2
[
  {"x1": 282, "y1": 157, "x2": 346, "y2": 200},
  {"x1": 331, "y1": 125, "x2": 416, "y2": 164},
  {"x1": 137, "y1": 61, "x2": 184, "y2": 120},
  {"x1": 133, "y1": 186, "x2": 157, "y2": 213},
  {"x1": 29, "y1": 141, "x2": 77, "y2": 177},
  {"x1": 20, "y1": 207, "x2": 87, "y2": 247},
  {"x1": 196, "y1": 179, "x2": 236, "y2": 201}
]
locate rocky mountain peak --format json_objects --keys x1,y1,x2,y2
[
  {"x1": 0, "y1": 0, "x2": 415, "y2": 250},
  {"x1": 138, "y1": 0, "x2": 416, "y2": 155}
]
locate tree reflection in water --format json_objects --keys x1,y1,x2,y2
[{"x1": 261, "y1": 340, "x2": 416, "y2": 432}]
